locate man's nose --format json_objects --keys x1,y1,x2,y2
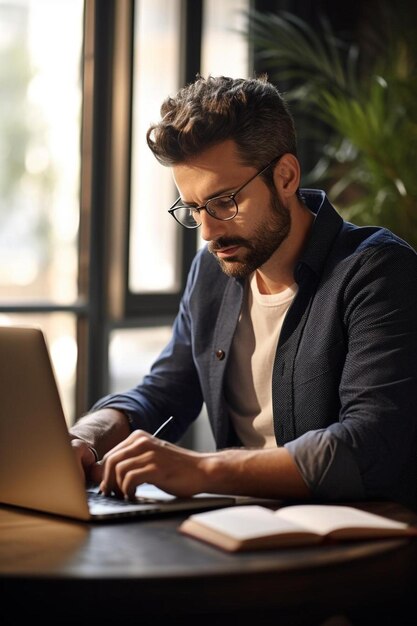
[{"x1": 199, "y1": 211, "x2": 227, "y2": 242}]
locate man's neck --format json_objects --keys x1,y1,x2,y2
[{"x1": 255, "y1": 199, "x2": 315, "y2": 295}]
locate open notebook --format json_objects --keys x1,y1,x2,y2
[{"x1": 0, "y1": 326, "x2": 244, "y2": 522}]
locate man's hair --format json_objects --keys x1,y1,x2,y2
[{"x1": 146, "y1": 75, "x2": 298, "y2": 172}]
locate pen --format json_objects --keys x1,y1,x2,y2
[{"x1": 152, "y1": 415, "x2": 174, "y2": 438}]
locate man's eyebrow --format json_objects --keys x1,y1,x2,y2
[{"x1": 178, "y1": 198, "x2": 198, "y2": 208}]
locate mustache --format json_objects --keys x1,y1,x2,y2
[{"x1": 208, "y1": 237, "x2": 251, "y2": 252}]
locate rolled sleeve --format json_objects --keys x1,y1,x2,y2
[{"x1": 285, "y1": 429, "x2": 365, "y2": 501}]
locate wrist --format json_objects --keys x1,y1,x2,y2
[
  {"x1": 87, "y1": 445, "x2": 99, "y2": 463},
  {"x1": 199, "y1": 449, "x2": 238, "y2": 494},
  {"x1": 71, "y1": 437, "x2": 100, "y2": 463}
]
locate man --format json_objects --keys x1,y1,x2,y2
[{"x1": 70, "y1": 75, "x2": 417, "y2": 508}]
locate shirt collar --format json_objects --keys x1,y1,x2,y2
[{"x1": 294, "y1": 189, "x2": 344, "y2": 283}]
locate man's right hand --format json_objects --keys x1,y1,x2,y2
[{"x1": 69, "y1": 408, "x2": 132, "y2": 481}]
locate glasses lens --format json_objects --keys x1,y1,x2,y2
[
  {"x1": 173, "y1": 207, "x2": 200, "y2": 228},
  {"x1": 206, "y1": 196, "x2": 237, "y2": 220}
]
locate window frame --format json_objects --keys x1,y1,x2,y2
[{"x1": 120, "y1": 0, "x2": 202, "y2": 319}]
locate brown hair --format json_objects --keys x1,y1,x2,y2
[{"x1": 146, "y1": 75, "x2": 298, "y2": 173}]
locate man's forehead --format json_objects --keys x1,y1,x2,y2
[{"x1": 172, "y1": 141, "x2": 252, "y2": 201}]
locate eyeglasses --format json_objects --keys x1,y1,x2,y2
[{"x1": 168, "y1": 156, "x2": 281, "y2": 229}]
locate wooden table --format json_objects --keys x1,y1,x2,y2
[{"x1": 1, "y1": 500, "x2": 417, "y2": 625}]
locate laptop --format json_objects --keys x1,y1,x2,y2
[{"x1": 0, "y1": 326, "x2": 245, "y2": 522}]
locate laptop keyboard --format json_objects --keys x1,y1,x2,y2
[{"x1": 87, "y1": 490, "x2": 160, "y2": 508}]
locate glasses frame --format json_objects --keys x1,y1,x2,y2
[{"x1": 168, "y1": 155, "x2": 281, "y2": 229}]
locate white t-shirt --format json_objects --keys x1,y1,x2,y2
[{"x1": 225, "y1": 272, "x2": 298, "y2": 448}]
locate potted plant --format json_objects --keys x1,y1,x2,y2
[{"x1": 245, "y1": 1, "x2": 417, "y2": 248}]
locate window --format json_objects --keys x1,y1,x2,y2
[
  {"x1": 0, "y1": 0, "x2": 84, "y2": 423},
  {"x1": 202, "y1": 0, "x2": 249, "y2": 77}
]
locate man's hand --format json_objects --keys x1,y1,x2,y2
[
  {"x1": 92, "y1": 430, "x2": 209, "y2": 499},
  {"x1": 69, "y1": 408, "x2": 132, "y2": 482}
]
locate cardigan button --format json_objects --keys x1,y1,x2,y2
[{"x1": 215, "y1": 349, "x2": 225, "y2": 361}]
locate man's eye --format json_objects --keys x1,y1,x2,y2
[{"x1": 208, "y1": 196, "x2": 234, "y2": 213}]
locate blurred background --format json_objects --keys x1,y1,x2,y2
[{"x1": 0, "y1": 0, "x2": 414, "y2": 451}]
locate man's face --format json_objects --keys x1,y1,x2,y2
[{"x1": 172, "y1": 140, "x2": 291, "y2": 279}]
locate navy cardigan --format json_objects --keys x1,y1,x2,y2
[{"x1": 94, "y1": 190, "x2": 417, "y2": 508}]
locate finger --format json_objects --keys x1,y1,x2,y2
[
  {"x1": 99, "y1": 435, "x2": 156, "y2": 496},
  {"x1": 120, "y1": 462, "x2": 159, "y2": 500}
]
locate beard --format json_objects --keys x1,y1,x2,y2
[{"x1": 208, "y1": 191, "x2": 291, "y2": 279}]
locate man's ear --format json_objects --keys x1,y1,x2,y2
[{"x1": 273, "y1": 154, "x2": 301, "y2": 197}]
